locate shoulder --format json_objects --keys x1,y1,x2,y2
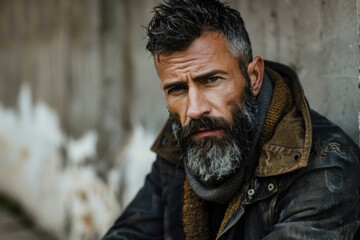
[
  {"x1": 277, "y1": 110, "x2": 360, "y2": 195},
  {"x1": 154, "y1": 155, "x2": 186, "y2": 180},
  {"x1": 270, "y1": 111, "x2": 360, "y2": 226},
  {"x1": 310, "y1": 109, "x2": 360, "y2": 165},
  {"x1": 281, "y1": 110, "x2": 360, "y2": 194}
]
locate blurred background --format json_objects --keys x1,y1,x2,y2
[{"x1": 0, "y1": 0, "x2": 359, "y2": 239}]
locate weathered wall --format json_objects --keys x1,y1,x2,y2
[
  {"x1": 0, "y1": 0, "x2": 163, "y2": 239},
  {"x1": 0, "y1": 0, "x2": 359, "y2": 239},
  {"x1": 234, "y1": 0, "x2": 360, "y2": 142}
]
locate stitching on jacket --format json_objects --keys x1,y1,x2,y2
[{"x1": 325, "y1": 142, "x2": 342, "y2": 154}]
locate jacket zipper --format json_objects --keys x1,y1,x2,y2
[{"x1": 215, "y1": 207, "x2": 245, "y2": 240}]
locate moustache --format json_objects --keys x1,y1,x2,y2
[{"x1": 181, "y1": 116, "x2": 234, "y2": 139}]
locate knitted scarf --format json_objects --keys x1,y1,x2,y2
[{"x1": 182, "y1": 68, "x2": 294, "y2": 239}]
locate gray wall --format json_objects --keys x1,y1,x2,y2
[
  {"x1": 236, "y1": 0, "x2": 360, "y2": 142},
  {"x1": 0, "y1": 0, "x2": 359, "y2": 239}
]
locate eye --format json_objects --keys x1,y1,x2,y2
[
  {"x1": 203, "y1": 76, "x2": 223, "y2": 85},
  {"x1": 207, "y1": 77, "x2": 220, "y2": 83},
  {"x1": 167, "y1": 85, "x2": 186, "y2": 95}
]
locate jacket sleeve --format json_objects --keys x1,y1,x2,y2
[
  {"x1": 102, "y1": 158, "x2": 165, "y2": 240},
  {"x1": 263, "y1": 147, "x2": 360, "y2": 240}
]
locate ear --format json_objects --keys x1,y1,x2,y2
[{"x1": 247, "y1": 56, "x2": 264, "y2": 97}]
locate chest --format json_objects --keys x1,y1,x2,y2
[{"x1": 161, "y1": 174, "x2": 278, "y2": 240}]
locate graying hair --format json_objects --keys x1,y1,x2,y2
[{"x1": 146, "y1": 0, "x2": 253, "y2": 72}]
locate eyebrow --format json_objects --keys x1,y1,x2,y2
[
  {"x1": 163, "y1": 81, "x2": 187, "y2": 92},
  {"x1": 162, "y1": 69, "x2": 228, "y2": 91},
  {"x1": 193, "y1": 69, "x2": 228, "y2": 82}
]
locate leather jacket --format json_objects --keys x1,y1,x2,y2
[{"x1": 103, "y1": 61, "x2": 360, "y2": 240}]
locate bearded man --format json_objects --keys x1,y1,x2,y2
[{"x1": 103, "y1": 0, "x2": 360, "y2": 239}]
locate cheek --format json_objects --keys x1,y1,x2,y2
[
  {"x1": 166, "y1": 98, "x2": 186, "y2": 124},
  {"x1": 210, "y1": 88, "x2": 243, "y2": 119}
]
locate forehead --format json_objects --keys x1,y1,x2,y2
[{"x1": 155, "y1": 32, "x2": 237, "y2": 81}]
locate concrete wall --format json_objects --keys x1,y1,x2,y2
[
  {"x1": 0, "y1": 0, "x2": 359, "y2": 239},
  {"x1": 235, "y1": 0, "x2": 360, "y2": 142},
  {"x1": 0, "y1": 1, "x2": 163, "y2": 239}
]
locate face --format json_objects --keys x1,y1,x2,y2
[
  {"x1": 156, "y1": 32, "x2": 247, "y2": 132},
  {"x1": 169, "y1": 94, "x2": 257, "y2": 183},
  {"x1": 156, "y1": 32, "x2": 259, "y2": 184}
]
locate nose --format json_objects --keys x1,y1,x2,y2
[{"x1": 186, "y1": 87, "x2": 211, "y2": 121}]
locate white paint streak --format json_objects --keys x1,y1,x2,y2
[
  {"x1": 0, "y1": 84, "x2": 121, "y2": 239},
  {"x1": 67, "y1": 131, "x2": 98, "y2": 165},
  {"x1": 121, "y1": 125, "x2": 156, "y2": 207}
]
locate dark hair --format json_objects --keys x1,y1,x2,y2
[{"x1": 146, "y1": 0, "x2": 253, "y2": 71}]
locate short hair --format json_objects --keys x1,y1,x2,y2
[{"x1": 146, "y1": 0, "x2": 253, "y2": 72}]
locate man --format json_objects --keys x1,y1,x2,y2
[{"x1": 103, "y1": 0, "x2": 360, "y2": 239}]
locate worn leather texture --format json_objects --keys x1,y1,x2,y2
[{"x1": 103, "y1": 61, "x2": 360, "y2": 240}]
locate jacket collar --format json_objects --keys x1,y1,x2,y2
[
  {"x1": 151, "y1": 119, "x2": 183, "y2": 167},
  {"x1": 255, "y1": 60, "x2": 312, "y2": 176},
  {"x1": 151, "y1": 60, "x2": 312, "y2": 176}
]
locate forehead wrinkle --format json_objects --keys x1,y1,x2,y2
[
  {"x1": 163, "y1": 59, "x2": 214, "y2": 80},
  {"x1": 161, "y1": 51, "x2": 215, "y2": 67},
  {"x1": 157, "y1": 33, "x2": 237, "y2": 85}
]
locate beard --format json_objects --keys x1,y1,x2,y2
[{"x1": 170, "y1": 83, "x2": 258, "y2": 185}]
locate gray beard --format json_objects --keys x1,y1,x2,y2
[
  {"x1": 184, "y1": 138, "x2": 241, "y2": 183},
  {"x1": 170, "y1": 86, "x2": 257, "y2": 185}
]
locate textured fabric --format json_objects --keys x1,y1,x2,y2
[
  {"x1": 182, "y1": 72, "x2": 294, "y2": 240},
  {"x1": 103, "y1": 61, "x2": 360, "y2": 240},
  {"x1": 255, "y1": 62, "x2": 311, "y2": 177},
  {"x1": 216, "y1": 182, "x2": 249, "y2": 238},
  {"x1": 258, "y1": 67, "x2": 293, "y2": 148},
  {"x1": 244, "y1": 73, "x2": 273, "y2": 181},
  {"x1": 185, "y1": 165, "x2": 245, "y2": 204},
  {"x1": 183, "y1": 178, "x2": 210, "y2": 240}
]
